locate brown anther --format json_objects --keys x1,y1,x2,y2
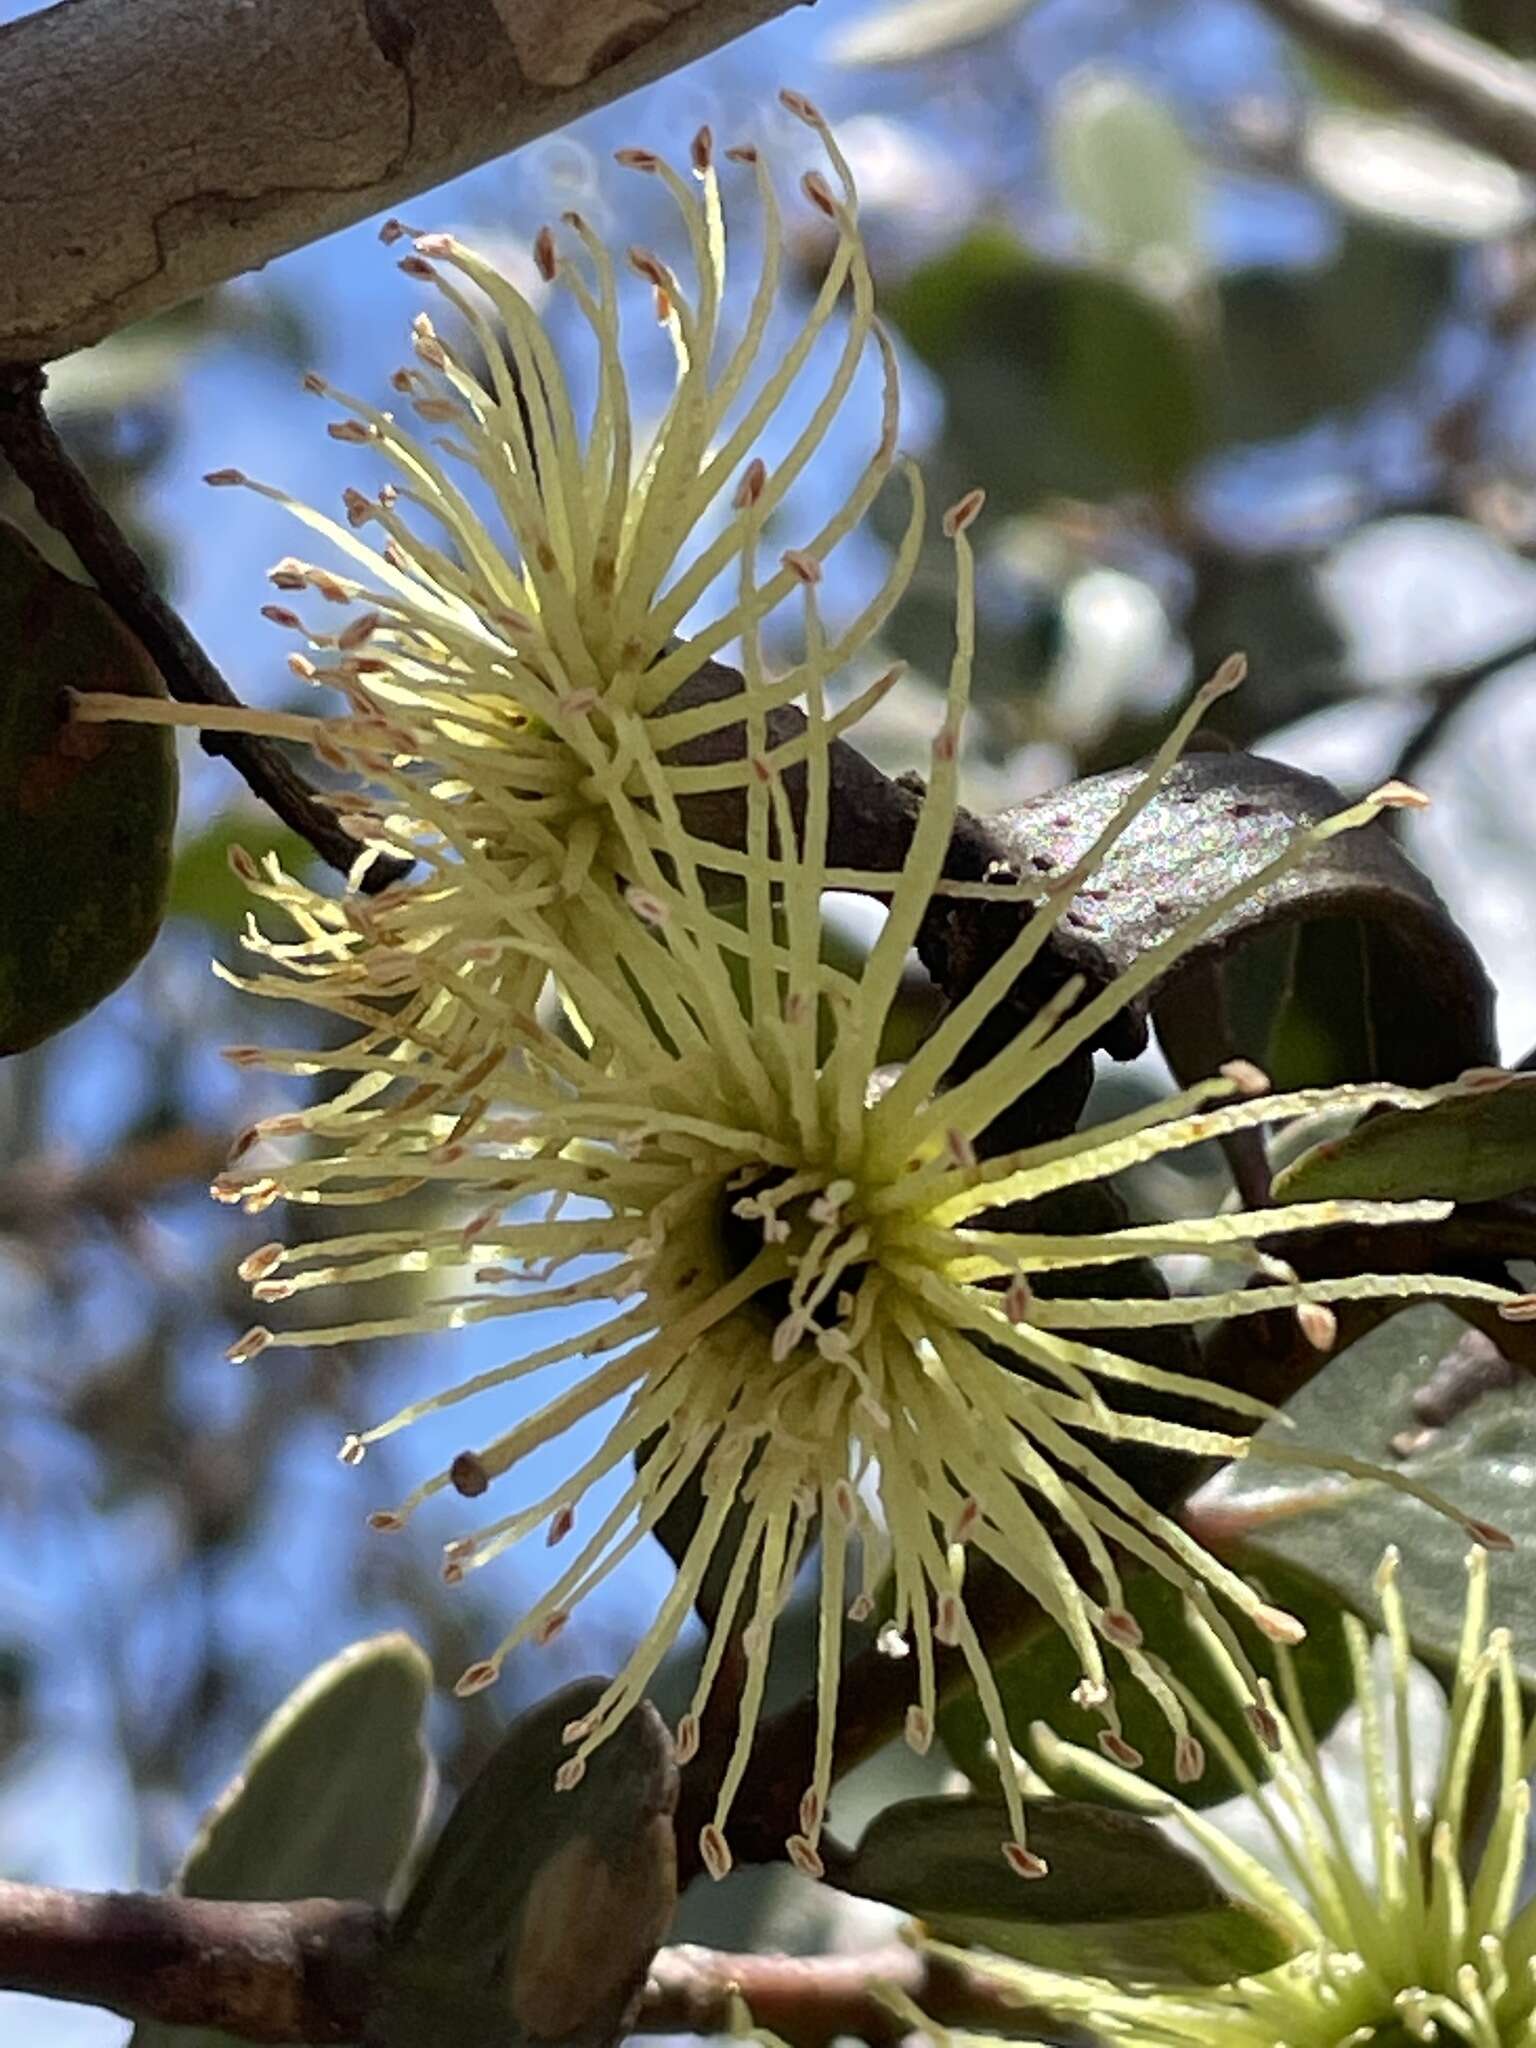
[
  {"x1": 734, "y1": 457, "x2": 768, "y2": 509},
  {"x1": 1100, "y1": 1609, "x2": 1143, "y2": 1649},
  {"x1": 413, "y1": 232, "x2": 457, "y2": 259},
  {"x1": 691, "y1": 125, "x2": 714, "y2": 172},
  {"x1": 778, "y1": 88, "x2": 823, "y2": 124},
  {"x1": 204, "y1": 467, "x2": 246, "y2": 487},
  {"x1": 781, "y1": 547, "x2": 822, "y2": 584},
  {"x1": 699, "y1": 1825, "x2": 733, "y2": 1881},
  {"x1": 337, "y1": 611, "x2": 381, "y2": 651},
  {"x1": 801, "y1": 169, "x2": 837, "y2": 218},
  {"x1": 398, "y1": 256, "x2": 435, "y2": 280},
  {"x1": 226, "y1": 1326, "x2": 272, "y2": 1364},
  {"x1": 338, "y1": 1435, "x2": 367, "y2": 1467},
  {"x1": 725, "y1": 143, "x2": 759, "y2": 164},
  {"x1": 627, "y1": 247, "x2": 670, "y2": 290},
  {"x1": 368, "y1": 1510, "x2": 405, "y2": 1533},
  {"x1": 1469, "y1": 1519, "x2": 1515, "y2": 1551},
  {"x1": 615, "y1": 146, "x2": 661, "y2": 172},
  {"x1": 1098, "y1": 1730, "x2": 1144, "y2": 1769},
  {"x1": 547, "y1": 1504, "x2": 576, "y2": 1546},
  {"x1": 327, "y1": 420, "x2": 375, "y2": 444},
  {"x1": 261, "y1": 604, "x2": 303, "y2": 630},
  {"x1": 1003, "y1": 1842, "x2": 1049, "y2": 1880},
  {"x1": 453, "y1": 1661, "x2": 499, "y2": 1697},
  {"x1": 238, "y1": 1242, "x2": 285, "y2": 1283},
  {"x1": 943, "y1": 487, "x2": 987, "y2": 536},
  {"x1": 269, "y1": 557, "x2": 308, "y2": 589},
  {"x1": 1175, "y1": 1735, "x2": 1206, "y2": 1783}
]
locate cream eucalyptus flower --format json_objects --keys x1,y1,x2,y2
[
  {"x1": 912, "y1": 1545, "x2": 1536, "y2": 2046},
  {"x1": 72, "y1": 92, "x2": 916, "y2": 1050},
  {"x1": 216, "y1": 492, "x2": 1518, "y2": 1883}
]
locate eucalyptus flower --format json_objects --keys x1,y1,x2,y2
[
  {"x1": 74, "y1": 91, "x2": 916, "y2": 1044},
  {"x1": 214, "y1": 493, "x2": 1519, "y2": 1883},
  {"x1": 75, "y1": 105, "x2": 1528, "y2": 1885},
  {"x1": 922, "y1": 1545, "x2": 1536, "y2": 2046}
]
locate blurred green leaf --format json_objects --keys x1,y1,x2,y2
[
  {"x1": 1274, "y1": 1074, "x2": 1536, "y2": 1204},
  {"x1": 178, "y1": 1634, "x2": 433, "y2": 1904},
  {"x1": 1218, "y1": 225, "x2": 1454, "y2": 442},
  {"x1": 1194, "y1": 1306, "x2": 1536, "y2": 1690},
  {"x1": 887, "y1": 229, "x2": 1213, "y2": 502},
  {"x1": 939, "y1": 1555, "x2": 1354, "y2": 1811},
  {"x1": 370, "y1": 1677, "x2": 677, "y2": 2048},
  {"x1": 1051, "y1": 72, "x2": 1204, "y2": 275},
  {"x1": 168, "y1": 816, "x2": 314, "y2": 930},
  {"x1": 130, "y1": 1633, "x2": 433, "y2": 2048},
  {"x1": 830, "y1": 0, "x2": 1039, "y2": 66},
  {"x1": 1, "y1": 522, "x2": 178, "y2": 1055},
  {"x1": 832, "y1": 1794, "x2": 1295, "y2": 1984},
  {"x1": 1302, "y1": 109, "x2": 1530, "y2": 242},
  {"x1": 1456, "y1": 0, "x2": 1536, "y2": 56}
]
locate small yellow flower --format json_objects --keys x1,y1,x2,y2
[{"x1": 940, "y1": 1546, "x2": 1536, "y2": 2045}]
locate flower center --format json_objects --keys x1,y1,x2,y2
[{"x1": 718, "y1": 1167, "x2": 874, "y2": 1361}]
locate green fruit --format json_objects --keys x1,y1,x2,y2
[{"x1": 0, "y1": 521, "x2": 177, "y2": 1053}]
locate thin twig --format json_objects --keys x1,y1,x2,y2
[
  {"x1": 1391, "y1": 627, "x2": 1536, "y2": 789},
  {"x1": 0, "y1": 365, "x2": 409, "y2": 892},
  {"x1": 0, "y1": 1881, "x2": 385, "y2": 2043},
  {"x1": 1254, "y1": 0, "x2": 1536, "y2": 175},
  {"x1": 0, "y1": 1880, "x2": 1066, "y2": 2047},
  {"x1": 640, "y1": 1942, "x2": 1081, "y2": 2045}
]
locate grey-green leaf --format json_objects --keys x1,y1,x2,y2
[
  {"x1": 1273, "y1": 1075, "x2": 1536, "y2": 1205},
  {"x1": 369, "y1": 1676, "x2": 677, "y2": 2048},
  {"x1": 130, "y1": 1632, "x2": 433, "y2": 2048},
  {"x1": 1193, "y1": 1305, "x2": 1534, "y2": 1691},
  {"x1": 831, "y1": 1795, "x2": 1295, "y2": 1986}
]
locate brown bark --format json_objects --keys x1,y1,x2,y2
[{"x1": 0, "y1": 0, "x2": 813, "y2": 365}]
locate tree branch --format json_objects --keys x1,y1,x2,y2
[
  {"x1": 0, "y1": 1882, "x2": 1068, "y2": 2047},
  {"x1": 0, "y1": 1881, "x2": 386, "y2": 2044},
  {"x1": 640, "y1": 1942, "x2": 1076, "y2": 2045},
  {"x1": 1253, "y1": 0, "x2": 1536, "y2": 174},
  {"x1": 0, "y1": 0, "x2": 814, "y2": 366},
  {"x1": 0, "y1": 365, "x2": 408, "y2": 889}
]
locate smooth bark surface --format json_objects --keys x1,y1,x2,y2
[{"x1": 0, "y1": 0, "x2": 811, "y2": 364}]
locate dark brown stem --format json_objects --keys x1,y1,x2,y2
[
  {"x1": 0, "y1": 365, "x2": 409, "y2": 892},
  {"x1": 1254, "y1": 0, "x2": 1536, "y2": 174},
  {"x1": 0, "y1": 1880, "x2": 385, "y2": 2043},
  {"x1": 0, "y1": 1881, "x2": 1070, "y2": 2047}
]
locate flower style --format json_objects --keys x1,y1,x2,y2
[
  {"x1": 928, "y1": 1545, "x2": 1536, "y2": 2046},
  {"x1": 81, "y1": 103, "x2": 1527, "y2": 1884}
]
